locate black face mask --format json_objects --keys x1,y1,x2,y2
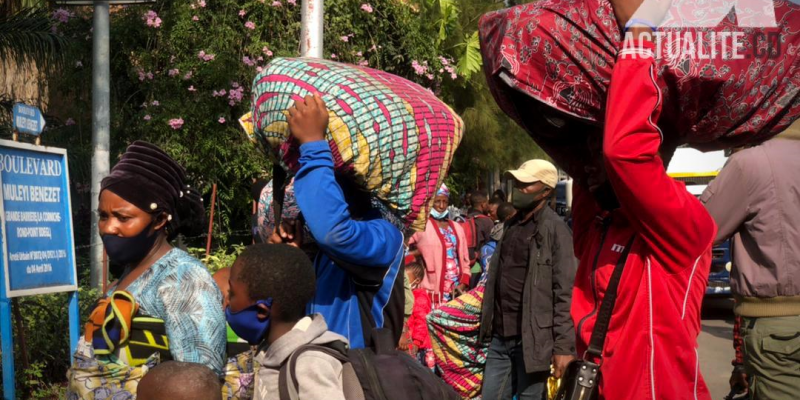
[
  {"x1": 101, "y1": 220, "x2": 160, "y2": 267},
  {"x1": 512, "y1": 186, "x2": 549, "y2": 211}
]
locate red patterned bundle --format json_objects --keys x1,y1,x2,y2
[
  {"x1": 480, "y1": 0, "x2": 800, "y2": 170},
  {"x1": 251, "y1": 58, "x2": 464, "y2": 232}
]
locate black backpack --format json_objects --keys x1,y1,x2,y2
[{"x1": 279, "y1": 329, "x2": 460, "y2": 400}]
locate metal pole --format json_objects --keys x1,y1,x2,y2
[
  {"x1": 90, "y1": 1, "x2": 111, "y2": 291},
  {"x1": 206, "y1": 184, "x2": 218, "y2": 257},
  {"x1": 300, "y1": 0, "x2": 324, "y2": 58}
]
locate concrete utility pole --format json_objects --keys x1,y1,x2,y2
[
  {"x1": 300, "y1": 0, "x2": 324, "y2": 58},
  {"x1": 90, "y1": 1, "x2": 111, "y2": 290}
]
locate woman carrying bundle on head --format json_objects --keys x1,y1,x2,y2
[{"x1": 67, "y1": 141, "x2": 226, "y2": 399}]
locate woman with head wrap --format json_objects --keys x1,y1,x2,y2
[
  {"x1": 408, "y1": 184, "x2": 472, "y2": 304},
  {"x1": 67, "y1": 141, "x2": 226, "y2": 398}
]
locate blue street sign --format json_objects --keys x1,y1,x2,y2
[
  {"x1": 0, "y1": 140, "x2": 79, "y2": 399},
  {"x1": 0, "y1": 141, "x2": 77, "y2": 296},
  {"x1": 12, "y1": 103, "x2": 46, "y2": 136}
]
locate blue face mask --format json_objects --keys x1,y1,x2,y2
[
  {"x1": 430, "y1": 208, "x2": 449, "y2": 220},
  {"x1": 225, "y1": 298, "x2": 273, "y2": 345}
]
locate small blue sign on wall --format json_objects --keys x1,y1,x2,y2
[
  {"x1": 11, "y1": 103, "x2": 46, "y2": 136},
  {"x1": 0, "y1": 140, "x2": 77, "y2": 297}
]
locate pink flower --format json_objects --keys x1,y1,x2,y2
[
  {"x1": 137, "y1": 70, "x2": 146, "y2": 81},
  {"x1": 228, "y1": 86, "x2": 245, "y2": 105},
  {"x1": 425, "y1": 73, "x2": 434, "y2": 80},
  {"x1": 242, "y1": 56, "x2": 256, "y2": 66},
  {"x1": 151, "y1": 100, "x2": 160, "y2": 106},
  {"x1": 53, "y1": 9, "x2": 72, "y2": 24},
  {"x1": 262, "y1": 46, "x2": 273, "y2": 57},
  {"x1": 411, "y1": 60, "x2": 427, "y2": 75},
  {"x1": 330, "y1": 53, "x2": 337, "y2": 59},
  {"x1": 450, "y1": 72, "x2": 458, "y2": 80},
  {"x1": 340, "y1": 35, "x2": 350, "y2": 43},
  {"x1": 198, "y1": 51, "x2": 215, "y2": 62},
  {"x1": 438, "y1": 56, "x2": 450, "y2": 66},
  {"x1": 146, "y1": 72, "x2": 154, "y2": 80},
  {"x1": 168, "y1": 68, "x2": 180, "y2": 77},
  {"x1": 198, "y1": 0, "x2": 206, "y2": 7},
  {"x1": 143, "y1": 10, "x2": 161, "y2": 28},
  {"x1": 183, "y1": 71, "x2": 193, "y2": 80},
  {"x1": 358, "y1": 60, "x2": 369, "y2": 67},
  {"x1": 212, "y1": 89, "x2": 227, "y2": 97},
  {"x1": 245, "y1": 21, "x2": 256, "y2": 30},
  {"x1": 239, "y1": 9, "x2": 247, "y2": 17},
  {"x1": 65, "y1": 118, "x2": 76, "y2": 126},
  {"x1": 218, "y1": 117, "x2": 226, "y2": 124},
  {"x1": 360, "y1": 3, "x2": 373, "y2": 13},
  {"x1": 192, "y1": 15, "x2": 199, "y2": 21},
  {"x1": 143, "y1": 115, "x2": 152, "y2": 121},
  {"x1": 288, "y1": 0, "x2": 297, "y2": 5},
  {"x1": 257, "y1": 56, "x2": 264, "y2": 61},
  {"x1": 356, "y1": 51, "x2": 363, "y2": 57},
  {"x1": 188, "y1": 86, "x2": 197, "y2": 92},
  {"x1": 272, "y1": 1, "x2": 282, "y2": 7},
  {"x1": 256, "y1": 66, "x2": 264, "y2": 73},
  {"x1": 168, "y1": 118, "x2": 184, "y2": 130}
]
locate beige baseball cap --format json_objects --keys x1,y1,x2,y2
[{"x1": 506, "y1": 159, "x2": 558, "y2": 188}]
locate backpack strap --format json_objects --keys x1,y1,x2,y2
[{"x1": 279, "y1": 341, "x2": 356, "y2": 400}]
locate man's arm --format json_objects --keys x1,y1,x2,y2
[
  {"x1": 700, "y1": 157, "x2": 750, "y2": 245},
  {"x1": 603, "y1": 40, "x2": 716, "y2": 270},
  {"x1": 288, "y1": 94, "x2": 403, "y2": 269},
  {"x1": 294, "y1": 141, "x2": 403, "y2": 268}
]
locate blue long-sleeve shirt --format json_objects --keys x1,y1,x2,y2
[{"x1": 293, "y1": 141, "x2": 405, "y2": 349}]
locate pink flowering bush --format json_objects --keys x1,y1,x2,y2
[{"x1": 47, "y1": 0, "x2": 458, "y2": 243}]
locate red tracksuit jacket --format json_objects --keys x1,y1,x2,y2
[{"x1": 571, "y1": 42, "x2": 717, "y2": 400}]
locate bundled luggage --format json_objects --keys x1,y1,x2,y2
[
  {"x1": 251, "y1": 58, "x2": 464, "y2": 232},
  {"x1": 479, "y1": 0, "x2": 800, "y2": 172}
]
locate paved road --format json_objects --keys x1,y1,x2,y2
[{"x1": 699, "y1": 297, "x2": 737, "y2": 400}]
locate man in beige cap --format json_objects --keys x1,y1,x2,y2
[{"x1": 480, "y1": 159, "x2": 577, "y2": 400}]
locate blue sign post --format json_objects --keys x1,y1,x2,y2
[
  {"x1": 0, "y1": 140, "x2": 78, "y2": 399},
  {"x1": 11, "y1": 104, "x2": 46, "y2": 136}
]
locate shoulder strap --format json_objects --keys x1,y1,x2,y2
[
  {"x1": 585, "y1": 236, "x2": 636, "y2": 360},
  {"x1": 279, "y1": 342, "x2": 350, "y2": 400}
]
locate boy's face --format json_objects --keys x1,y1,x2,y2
[
  {"x1": 227, "y1": 263, "x2": 253, "y2": 313},
  {"x1": 488, "y1": 203, "x2": 499, "y2": 221}
]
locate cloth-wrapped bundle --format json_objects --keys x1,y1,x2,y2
[
  {"x1": 480, "y1": 0, "x2": 800, "y2": 172},
  {"x1": 251, "y1": 58, "x2": 464, "y2": 232}
]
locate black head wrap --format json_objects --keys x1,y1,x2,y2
[{"x1": 101, "y1": 141, "x2": 205, "y2": 240}]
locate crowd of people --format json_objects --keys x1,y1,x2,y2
[{"x1": 62, "y1": 3, "x2": 800, "y2": 400}]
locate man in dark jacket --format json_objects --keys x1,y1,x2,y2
[{"x1": 480, "y1": 159, "x2": 577, "y2": 400}]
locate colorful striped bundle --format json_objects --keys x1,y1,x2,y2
[{"x1": 252, "y1": 58, "x2": 464, "y2": 232}]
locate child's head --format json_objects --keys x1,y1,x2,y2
[
  {"x1": 212, "y1": 267, "x2": 231, "y2": 310},
  {"x1": 137, "y1": 361, "x2": 221, "y2": 400},
  {"x1": 405, "y1": 262, "x2": 424, "y2": 289},
  {"x1": 226, "y1": 244, "x2": 316, "y2": 344}
]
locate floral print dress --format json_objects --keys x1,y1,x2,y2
[{"x1": 439, "y1": 226, "x2": 460, "y2": 302}]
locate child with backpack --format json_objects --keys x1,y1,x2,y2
[{"x1": 225, "y1": 244, "x2": 348, "y2": 400}]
